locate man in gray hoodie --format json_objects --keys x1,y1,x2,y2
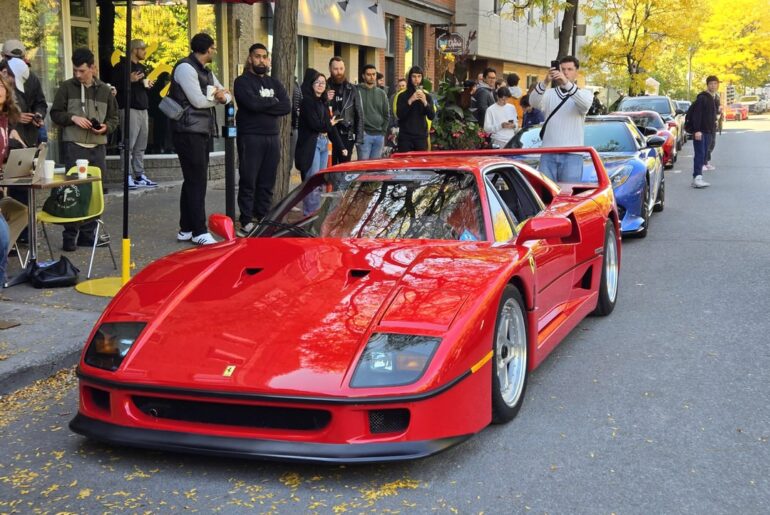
[{"x1": 356, "y1": 65, "x2": 390, "y2": 160}]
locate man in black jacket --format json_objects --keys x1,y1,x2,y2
[
  {"x1": 473, "y1": 67, "x2": 497, "y2": 127},
  {"x1": 2, "y1": 39, "x2": 47, "y2": 147},
  {"x1": 689, "y1": 75, "x2": 719, "y2": 189},
  {"x1": 168, "y1": 33, "x2": 231, "y2": 245},
  {"x1": 233, "y1": 43, "x2": 291, "y2": 236},
  {"x1": 327, "y1": 57, "x2": 363, "y2": 164}
]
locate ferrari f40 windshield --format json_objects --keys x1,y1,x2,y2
[{"x1": 263, "y1": 171, "x2": 486, "y2": 240}]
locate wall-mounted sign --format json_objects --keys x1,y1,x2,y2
[{"x1": 436, "y1": 33, "x2": 464, "y2": 54}]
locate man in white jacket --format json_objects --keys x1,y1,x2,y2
[
  {"x1": 529, "y1": 56, "x2": 593, "y2": 182},
  {"x1": 484, "y1": 87, "x2": 518, "y2": 149}
]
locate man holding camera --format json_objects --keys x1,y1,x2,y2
[
  {"x1": 327, "y1": 57, "x2": 363, "y2": 164},
  {"x1": 2, "y1": 40, "x2": 47, "y2": 147},
  {"x1": 50, "y1": 47, "x2": 119, "y2": 251},
  {"x1": 529, "y1": 56, "x2": 593, "y2": 182}
]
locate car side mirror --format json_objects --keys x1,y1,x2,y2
[
  {"x1": 675, "y1": 109, "x2": 685, "y2": 115},
  {"x1": 646, "y1": 135, "x2": 666, "y2": 148},
  {"x1": 209, "y1": 213, "x2": 236, "y2": 241},
  {"x1": 517, "y1": 216, "x2": 573, "y2": 243},
  {"x1": 640, "y1": 126, "x2": 658, "y2": 136}
]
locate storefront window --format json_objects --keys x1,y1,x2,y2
[{"x1": 404, "y1": 21, "x2": 424, "y2": 75}]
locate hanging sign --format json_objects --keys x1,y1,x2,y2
[{"x1": 436, "y1": 33, "x2": 464, "y2": 54}]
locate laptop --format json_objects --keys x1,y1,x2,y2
[{"x1": 2, "y1": 145, "x2": 45, "y2": 184}]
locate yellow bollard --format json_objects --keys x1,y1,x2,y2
[{"x1": 122, "y1": 238, "x2": 131, "y2": 285}]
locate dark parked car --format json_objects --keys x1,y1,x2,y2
[{"x1": 617, "y1": 96, "x2": 686, "y2": 150}]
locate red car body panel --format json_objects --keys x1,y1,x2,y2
[
  {"x1": 71, "y1": 147, "x2": 620, "y2": 462},
  {"x1": 615, "y1": 110, "x2": 675, "y2": 166}
]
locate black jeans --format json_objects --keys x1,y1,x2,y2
[
  {"x1": 331, "y1": 131, "x2": 355, "y2": 165},
  {"x1": 173, "y1": 132, "x2": 211, "y2": 236},
  {"x1": 237, "y1": 134, "x2": 280, "y2": 226},
  {"x1": 61, "y1": 142, "x2": 106, "y2": 245},
  {"x1": 397, "y1": 136, "x2": 428, "y2": 152}
]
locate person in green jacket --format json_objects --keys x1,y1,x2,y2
[{"x1": 356, "y1": 65, "x2": 389, "y2": 160}]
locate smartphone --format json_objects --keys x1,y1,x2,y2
[
  {"x1": 551, "y1": 60, "x2": 560, "y2": 70},
  {"x1": 508, "y1": 120, "x2": 514, "y2": 123},
  {"x1": 417, "y1": 85, "x2": 424, "y2": 91}
]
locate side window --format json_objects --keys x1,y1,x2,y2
[
  {"x1": 485, "y1": 167, "x2": 544, "y2": 224},
  {"x1": 485, "y1": 183, "x2": 515, "y2": 242},
  {"x1": 627, "y1": 123, "x2": 644, "y2": 148}
]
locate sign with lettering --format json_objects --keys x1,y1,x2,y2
[{"x1": 436, "y1": 33, "x2": 464, "y2": 54}]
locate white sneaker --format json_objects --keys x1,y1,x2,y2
[
  {"x1": 177, "y1": 231, "x2": 192, "y2": 241},
  {"x1": 705, "y1": 164, "x2": 716, "y2": 171},
  {"x1": 692, "y1": 176, "x2": 710, "y2": 188},
  {"x1": 191, "y1": 232, "x2": 217, "y2": 245},
  {"x1": 702, "y1": 165, "x2": 708, "y2": 172},
  {"x1": 237, "y1": 222, "x2": 256, "y2": 238}
]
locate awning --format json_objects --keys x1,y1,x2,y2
[{"x1": 298, "y1": 0, "x2": 387, "y2": 49}]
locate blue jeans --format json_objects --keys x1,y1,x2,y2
[
  {"x1": 356, "y1": 133, "x2": 385, "y2": 160},
  {"x1": 539, "y1": 153, "x2": 585, "y2": 182},
  {"x1": 303, "y1": 135, "x2": 329, "y2": 215},
  {"x1": 693, "y1": 133, "x2": 711, "y2": 177},
  {"x1": 0, "y1": 215, "x2": 9, "y2": 285}
]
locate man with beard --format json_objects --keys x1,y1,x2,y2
[
  {"x1": 327, "y1": 56, "x2": 363, "y2": 164},
  {"x1": 233, "y1": 43, "x2": 291, "y2": 236}
]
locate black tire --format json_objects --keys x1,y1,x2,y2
[
  {"x1": 491, "y1": 286, "x2": 529, "y2": 424},
  {"x1": 592, "y1": 221, "x2": 619, "y2": 316},
  {"x1": 653, "y1": 172, "x2": 665, "y2": 212}
]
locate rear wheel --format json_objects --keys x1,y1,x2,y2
[
  {"x1": 635, "y1": 182, "x2": 650, "y2": 238},
  {"x1": 653, "y1": 172, "x2": 665, "y2": 212},
  {"x1": 491, "y1": 286, "x2": 529, "y2": 424},
  {"x1": 592, "y1": 221, "x2": 619, "y2": 316}
]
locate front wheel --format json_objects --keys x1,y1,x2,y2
[
  {"x1": 592, "y1": 221, "x2": 619, "y2": 316},
  {"x1": 491, "y1": 286, "x2": 529, "y2": 424}
]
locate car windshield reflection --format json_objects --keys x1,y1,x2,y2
[{"x1": 256, "y1": 170, "x2": 486, "y2": 241}]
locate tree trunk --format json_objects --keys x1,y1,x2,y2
[
  {"x1": 558, "y1": 0, "x2": 577, "y2": 59},
  {"x1": 271, "y1": 0, "x2": 298, "y2": 203}
]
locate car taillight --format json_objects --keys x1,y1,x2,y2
[{"x1": 666, "y1": 121, "x2": 677, "y2": 129}]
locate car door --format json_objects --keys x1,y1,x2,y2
[
  {"x1": 484, "y1": 166, "x2": 576, "y2": 333},
  {"x1": 627, "y1": 122, "x2": 660, "y2": 207}
]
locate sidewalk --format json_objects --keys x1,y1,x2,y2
[{"x1": 0, "y1": 179, "x2": 229, "y2": 395}]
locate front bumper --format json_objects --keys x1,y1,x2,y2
[{"x1": 70, "y1": 414, "x2": 470, "y2": 463}]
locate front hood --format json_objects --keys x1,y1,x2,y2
[{"x1": 101, "y1": 239, "x2": 513, "y2": 396}]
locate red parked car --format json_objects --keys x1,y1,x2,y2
[
  {"x1": 725, "y1": 103, "x2": 748, "y2": 121},
  {"x1": 70, "y1": 148, "x2": 621, "y2": 463},
  {"x1": 611, "y1": 110, "x2": 677, "y2": 168}
]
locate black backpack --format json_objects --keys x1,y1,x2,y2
[{"x1": 684, "y1": 102, "x2": 695, "y2": 134}]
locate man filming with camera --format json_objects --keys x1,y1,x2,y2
[
  {"x1": 529, "y1": 55, "x2": 593, "y2": 182},
  {"x1": 50, "y1": 47, "x2": 119, "y2": 251}
]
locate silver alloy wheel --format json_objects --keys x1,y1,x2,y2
[
  {"x1": 605, "y1": 227, "x2": 619, "y2": 303},
  {"x1": 496, "y1": 298, "x2": 527, "y2": 407}
]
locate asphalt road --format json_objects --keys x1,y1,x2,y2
[{"x1": 2, "y1": 115, "x2": 769, "y2": 514}]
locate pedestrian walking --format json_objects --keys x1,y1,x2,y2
[
  {"x1": 688, "y1": 75, "x2": 719, "y2": 189},
  {"x1": 49, "y1": 47, "x2": 119, "y2": 251},
  {"x1": 327, "y1": 57, "x2": 363, "y2": 164},
  {"x1": 233, "y1": 42, "x2": 291, "y2": 236},
  {"x1": 395, "y1": 66, "x2": 435, "y2": 152},
  {"x1": 520, "y1": 94, "x2": 545, "y2": 129},
  {"x1": 529, "y1": 56, "x2": 592, "y2": 182},
  {"x1": 356, "y1": 65, "x2": 389, "y2": 160},
  {"x1": 473, "y1": 67, "x2": 497, "y2": 126},
  {"x1": 295, "y1": 69, "x2": 345, "y2": 215},
  {"x1": 113, "y1": 38, "x2": 158, "y2": 189},
  {"x1": 484, "y1": 87, "x2": 518, "y2": 149},
  {"x1": 168, "y1": 33, "x2": 231, "y2": 245},
  {"x1": 704, "y1": 91, "x2": 720, "y2": 171}
]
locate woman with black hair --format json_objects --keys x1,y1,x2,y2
[
  {"x1": 294, "y1": 68, "x2": 345, "y2": 215},
  {"x1": 395, "y1": 66, "x2": 435, "y2": 152}
]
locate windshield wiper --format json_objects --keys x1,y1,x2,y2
[{"x1": 255, "y1": 218, "x2": 316, "y2": 238}]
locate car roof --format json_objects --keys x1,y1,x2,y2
[
  {"x1": 621, "y1": 95, "x2": 671, "y2": 100},
  {"x1": 587, "y1": 115, "x2": 634, "y2": 123},
  {"x1": 322, "y1": 155, "x2": 516, "y2": 174}
]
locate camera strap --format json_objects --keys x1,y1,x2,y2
[
  {"x1": 80, "y1": 83, "x2": 87, "y2": 115},
  {"x1": 539, "y1": 89, "x2": 575, "y2": 140}
]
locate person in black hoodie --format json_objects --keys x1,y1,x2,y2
[
  {"x1": 396, "y1": 66, "x2": 435, "y2": 152},
  {"x1": 689, "y1": 75, "x2": 719, "y2": 189},
  {"x1": 233, "y1": 43, "x2": 291, "y2": 235},
  {"x1": 295, "y1": 68, "x2": 345, "y2": 215}
]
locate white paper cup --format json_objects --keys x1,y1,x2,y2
[
  {"x1": 142, "y1": 78, "x2": 150, "y2": 88},
  {"x1": 206, "y1": 85, "x2": 216, "y2": 101},
  {"x1": 44, "y1": 160, "x2": 55, "y2": 179},
  {"x1": 76, "y1": 159, "x2": 89, "y2": 179}
]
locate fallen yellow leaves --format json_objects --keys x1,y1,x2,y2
[{"x1": 0, "y1": 368, "x2": 76, "y2": 429}]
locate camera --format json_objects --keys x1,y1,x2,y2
[
  {"x1": 551, "y1": 60, "x2": 560, "y2": 70},
  {"x1": 89, "y1": 118, "x2": 102, "y2": 130}
]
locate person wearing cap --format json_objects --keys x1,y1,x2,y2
[
  {"x1": 1, "y1": 39, "x2": 47, "y2": 148},
  {"x1": 688, "y1": 75, "x2": 719, "y2": 189},
  {"x1": 113, "y1": 39, "x2": 157, "y2": 189}
]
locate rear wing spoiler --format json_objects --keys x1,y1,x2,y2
[{"x1": 392, "y1": 147, "x2": 611, "y2": 191}]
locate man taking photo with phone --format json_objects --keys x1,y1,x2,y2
[{"x1": 529, "y1": 56, "x2": 593, "y2": 182}]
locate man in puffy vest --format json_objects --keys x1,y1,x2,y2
[{"x1": 168, "y1": 33, "x2": 231, "y2": 245}]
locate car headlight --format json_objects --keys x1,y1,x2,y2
[
  {"x1": 84, "y1": 322, "x2": 146, "y2": 371},
  {"x1": 350, "y1": 333, "x2": 440, "y2": 388},
  {"x1": 609, "y1": 165, "x2": 633, "y2": 188}
]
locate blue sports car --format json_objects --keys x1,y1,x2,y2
[{"x1": 506, "y1": 116, "x2": 665, "y2": 237}]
